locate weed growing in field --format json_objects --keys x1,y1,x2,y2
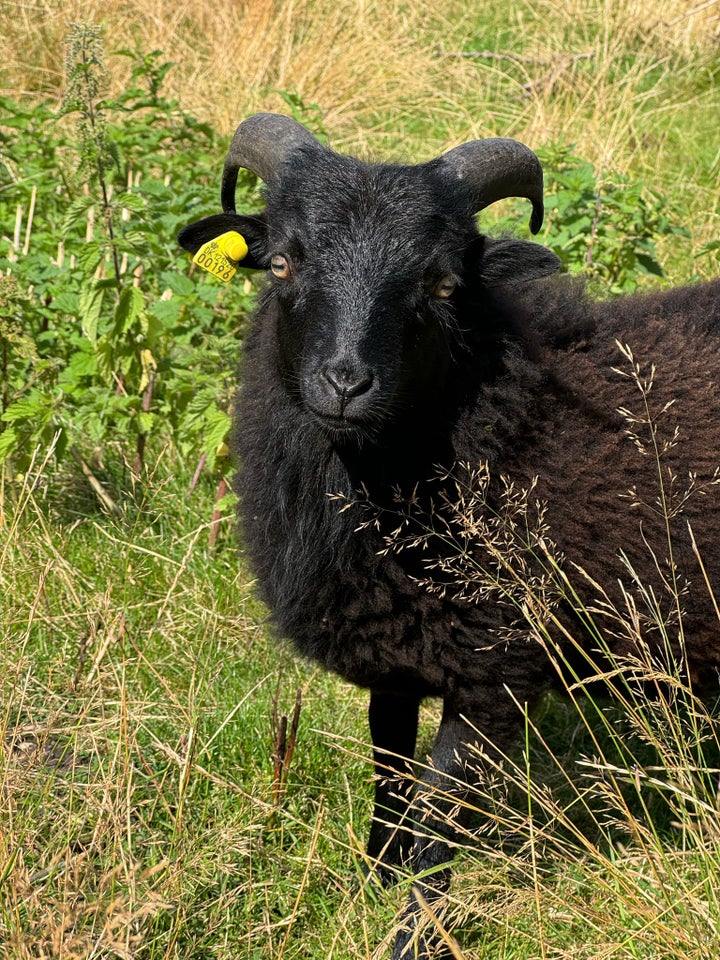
[
  {"x1": 0, "y1": 27, "x2": 257, "y2": 498},
  {"x1": 538, "y1": 145, "x2": 690, "y2": 295},
  {"x1": 493, "y1": 143, "x2": 690, "y2": 295}
]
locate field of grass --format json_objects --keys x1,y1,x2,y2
[
  {"x1": 2, "y1": 1, "x2": 720, "y2": 957},
  {"x1": 3, "y1": 0, "x2": 719, "y2": 276}
]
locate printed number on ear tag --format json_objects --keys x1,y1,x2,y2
[{"x1": 193, "y1": 231, "x2": 249, "y2": 282}]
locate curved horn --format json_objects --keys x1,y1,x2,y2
[
  {"x1": 221, "y1": 112, "x2": 324, "y2": 212},
  {"x1": 436, "y1": 138, "x2": 545, "y2": 234}
]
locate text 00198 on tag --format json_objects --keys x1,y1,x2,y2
[{"x1": 192, "y1": 231, "x2": 248, "y2": 282}]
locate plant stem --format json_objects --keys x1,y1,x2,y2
[
  {"x1": 208, "y1": 476, "x2": 228, "y2": 548},
  {"x1": 133, "y1": 367, "x2": 156, "y2": 477}
]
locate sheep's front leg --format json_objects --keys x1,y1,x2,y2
[
  {"x1": 366, "y1": 689, "x2": 420, "y2": 884},
  {"x1": 390, "y1": 698, "x2": 517, "y2": 960}
]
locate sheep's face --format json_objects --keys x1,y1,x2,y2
[
  {"x1": 261, "y1": 154, "x2": 477, "y2": 441},
  {"x1": 178, "y1": 149, "x2": 559, "y2": 444}
]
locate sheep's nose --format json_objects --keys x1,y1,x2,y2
[{"x1": 322, "y1": 364, "x2": 374, "y2": 399}]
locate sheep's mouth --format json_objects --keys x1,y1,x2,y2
[
  {"x1": 300, "y1": 373, "x2": 391, "y2": 441},
  {"x1": 306, "y1": 406, "x2": 380, "y2": 443}
]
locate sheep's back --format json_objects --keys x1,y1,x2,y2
[{"x1": 497, "y1": 278, "x2": 720, "y2": 684}]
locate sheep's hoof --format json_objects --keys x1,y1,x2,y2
[
  {"x1": 390, "y1": 883, "x2": 454, "y2": 960},
  {"x1": 391, "y1": 924, "x2": 444, "y2": 960}
]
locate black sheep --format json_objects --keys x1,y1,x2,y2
[{"x1": 178, "y1": 114, "x2": 720, "y2": 958}]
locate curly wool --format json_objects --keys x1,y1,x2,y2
[{"x1": 236, "y1": 265, "x2": 720, "y2": 703}]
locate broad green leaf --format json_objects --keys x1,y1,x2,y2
[
  {"x1": 61, "y1": 195, "x2": 96, "y2": 235},
  {"x1": 150, "y1": 297, "x2": 181, "y2": 325},
  {"x1": 52, "y1": 291, "x2": 80, "y2": 314},
  {"x1": 635, "y1": 254, "x2": 664, "y2": 277},
  {"x1": 76, "y1": 240, "x2": 105, "y2": 275},
  {"x1": 202, "y1": 407, "x2": 231, "y2": 455},
  {"x1": 79, "y1": 282, "x2": 105, "y2": 341},
  {"x1": 67, "y1": 349, "x2": 99, "y2": 377},
  {"x1": 94, "y1": 336, "x2": 114, "y2": 380},
  {"x1": 1, "y1": 391, "x2": 51, "y2": 423},
  {"x1": 118, "y1": 193, "x2": 146, "y2": 213},
  {"x1": 115, "y1": 285, "x2": 144, "y2": 333},
  {"x1": 165, "y1": 273, "x2": 195, "y2": 297},
  {"x1": 0, "y1": 426, "x2": 18, "y2": 462},
  {"x1": 137, "y1": 411, "x2": 156, "y2": 433}
]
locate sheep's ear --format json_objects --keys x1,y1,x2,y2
[
  {"x1": 178, "y1": 212, "x2": 268, "y2": 269},
  {"x1": 478, "y1": 236, "x2": 561, "y2": 287}
]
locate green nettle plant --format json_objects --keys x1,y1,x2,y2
[
  {"x1": 537, "y1": 143, "x2": 689, "y2": 294},
  {"x1": 0, "y1": 24, "x2": 258, "y2": 498},
  {"x1": 494, "y1": 143, "x2": 688, "y2": 295}
]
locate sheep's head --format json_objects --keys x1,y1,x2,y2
[{"x1": 178, "y1": 114, "x2": 559, "y2": 442}]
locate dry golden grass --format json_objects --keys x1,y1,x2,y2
[
  {"x1": 2, "y1": 1, "x2": 718, "y2": 147},
  {"x1": 1, "y1": 0, "x2": 455, "y2": 145},
  {"x1": 4, "y1": 0, "x2": 718, "y2": 269},
  {"x1": 0, "y1": 455, "x2": 266, "y2": 958},
  {"x1": 475, "y1": 0, "x2": 720, "y2": 161},
  {"x1": 2, "y1": 2, "x2": 718, "y2": 189},
  {"x1": 430, "y1": 0, "x2": 720, "y2": 267},
  {"x1": 0, "y1": 477, "x2": 379, "y2": 959}
]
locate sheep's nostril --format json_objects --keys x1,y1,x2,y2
[{"x1": 323, "y1": 365, "x2": 374, "y2": 399}]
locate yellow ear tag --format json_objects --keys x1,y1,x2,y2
[{"x1": 192, "y1": 231, "x2": 249, "y2": 282}]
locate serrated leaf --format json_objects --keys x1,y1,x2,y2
[
  {"x1": 165, "y1": 273, "x2": 195, "y2": 297},
  {"x1": 61, "y1": 195, "x2": 96, "y2": 235},
  {"x1": 1, "y1": 391, "x2": 50, "y2": 423},
  {"x1": 635, "y1": 253, "x2": 664, "y2": 277},
  {"x1": 118, "y1": 193, "x2": 146, "y2": 213},
  {"x1": 76, "y1": 240, "x2": 105, "y2": 274},
  {"x1": 150, "y1": 298, "x2": 181, "y2": 325},
  {"x1": 185, "y1": 390, "x2": 216, "y2": 419},
  {"x1": 0, "y1": 427, "x2": 18, "y2": 463},
  {"x1": 79, "y1": 282, "x2": 105, "y2": 341},
  {"x1": 115, "y1": 285, "x2": 144, "y2": 333},
  {"x1": 67, "y1": 349, "x2": 98, "y2": 377},
  {"x1": 202, "y1": 407, "x2": 231, "y2": 455},
  {"x1": 95, "y1": 336, "x2": 114, "y2": 380},
  {"x1": 122, "y1": 231, "x2": 148, "y2": 249},
  {"x1": 52, "y1": 291, "x2": 80, "y2": 314},
  {"x1": 137, "y1": 411, "x2": 156, "y2": 433}
]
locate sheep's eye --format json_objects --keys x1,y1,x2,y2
[
  {"x1": 432, "y1": 275, "x2": 457, "y2": 300},
  {"x1": 270, "y1": 254, "x2": 291, "y2": 279}
]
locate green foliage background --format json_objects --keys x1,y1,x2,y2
[
  {"x1": 0, "y1": 27, "x2": 704, "y2": 483},
  {"x1": 1, "y1": 36, "x2": 258, "y2": 479}
]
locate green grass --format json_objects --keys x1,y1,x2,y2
[
  {"x1": 0, "y1": 451, "x2": 394, "y2": 957},
  {"x1": 5, "y1": 453, "x2": 720, "y2": 957}
]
